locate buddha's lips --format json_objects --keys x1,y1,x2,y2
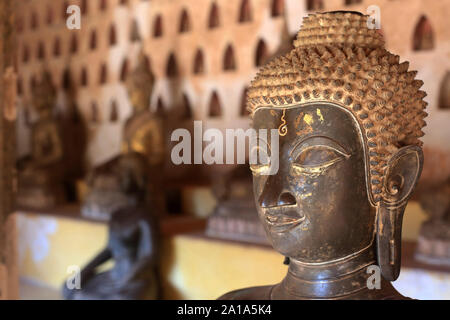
[{"x1": 263, "y1": 207, "x2": 305, "y2": 232}]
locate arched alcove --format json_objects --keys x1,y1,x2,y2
[
  {"x1": 17, "y1": 78, "x2": 23, "y2": 96},
  {"x1": 99, "y1": 0, "x2": 107, "y2": 11},
  {"x1": 255, "y1": 39, "x2": 268, "y2": 67},
  {"x1": 239, "y1": 0, "x2": 252, "y2": 23},
  {"x1": 413, "y1": 15, "x2": 434, "y2": 51},
  {"x1": 62, "y1": 1, "x2": 68, "y2": 19},
  {"x1": 271, "y1": 0, "x2": 284, "y2": 17},
  {"x1": 179, "y1": 9, "x2": 191, "y2": 33},
  {"x1": 30, "y1": 76, "x2": 36, "y2": 92},
  {"x1": 193, "y1": 49, "x2": 205, "y2": 75},
  {"x1": 345, "y1": 0, "x2": 362, "y2": 5},
  {"x1": 110, "y1": 100, "x2": 119, "y2": 122},
  {"x1": 209, "y1": 91, "x2": 222, "y2": 117},
  {"x1": 99, "y1": 64, "x2": 108, "y2": 84},
  {"x1": 70, "y1": 34, "x2": 78, "y2": 53},
  {"x1": 208, "y1": 3, "x2": 220, "y2": 29},
  {"x1": 143, "y1": 55, "x2": 152, "y2": 73},
  {"x1": 81, "y1": 0, "x2": 88, "y2": 15},
  {"x1": 223, "y1": 45, "x2": 236, "y2": 71},
  {"x1": 166, "y1": 53, "x2": 178, "y2": 78},
  {"x1": 22, "y1": 45, "x2": 29, "y2": 63},
  {"x1": 46, "y1": 6, "x2": 53, "y2": 25},
  {"x1": 181, "y1": 93, "x2": 192, "y2": 119},
  {"x1": 37, "y1": 42, "x2": 46, "y2": 60},
  {"x1": 439, "y1": 71, "x2": 450, "y2": 110},
  {"x1": 109, "y1": 24, "x2": 117, "y2": 45},
  {"x1": 240, "y1": 87, "x2": 250, "y2": 116},
  {"x1": 153, "y1": 15, "x2": 163, "y2": 37},
  {"x1": 307, "y1": 0, "x2": 323, "y2": 11},
  {"x1": 53, "y1": 37, "x2": 61, "y2": 57},
  {"x1": 31, "y1": 12, "x2": 38, "y2": 30},
  {"x1": 156, "y1": 97, "x2": 166, "y2": 116},
  {"x1": 120, "y1": 59, "x2": 129, "y2": 82},
  {"x1": 80, "y1": 68, "x2": 88, "y2": 87},
  {"x1": 62, "y1": 69, "x2": 71, "y2": 90},
  {"x1": 89, "y1": 30, "x2": 97, "y2": 50}
]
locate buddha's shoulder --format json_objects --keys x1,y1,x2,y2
[{"x1": 218, "y1": 285, "x2": 274, "y2": 300}]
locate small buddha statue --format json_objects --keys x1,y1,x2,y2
[
  {"x1": 122, "y1": 53, "x2": 166, "y2": 215},
  {"x1": 415, "y1": 179, "x2": 450, "y2": 265},
  {"x1": 220, "y1": 11, "x2": 427, "y2": 300},
  {"x1": 63, "y1": 152, "x2": 160, "y2": 300},
  {"x1": 17, "y1": 71, "x2": 65, "y2": 208},
  {"x1": 122, "y1": 53, "x2": 164, "y2": 167}
]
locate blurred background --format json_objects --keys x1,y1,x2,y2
[{"x1": 0, "y1": 0, "x2": 448, "y2": 300}]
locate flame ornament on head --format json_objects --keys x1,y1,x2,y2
[{"x1": 278, "y1": 109, "x2": 288, "y2": 137}]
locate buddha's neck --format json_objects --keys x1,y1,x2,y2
[{"x1": 273, "y1": 244, "x2": 378, "y2": 299}]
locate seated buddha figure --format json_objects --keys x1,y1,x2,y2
[
  {"x1": 122, "y1": 53, "x2": 164, "y2": 168},
  {"x1": 63, "y1": 153, "x2": 160, "y2": 300},
  {"x1": 220, "y1": 11, "x2": 427, "y2": 300},
  {"x1": 122, "y1": 53, "x2": 166, "y2": 215},
  {"x1": 17, "y1": 71, "x2": 64, "y2": 208}
]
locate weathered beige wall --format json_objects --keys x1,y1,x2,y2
[{"x1": 14, "y1": 0, "x2": 450, "y2": 183}]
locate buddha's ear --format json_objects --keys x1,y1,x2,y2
[
  {"x1": 382, "y1": 145, "x2": 423, "y2": 206},
  {"x1": 376, "y1": 145, "x2": 423, "y2": 281}
]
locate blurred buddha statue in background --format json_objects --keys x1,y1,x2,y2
[
  {"x1": 64, "y1": 152, "x2": 161, "y2": 300},
  {"x1": 122, "y1": 52, "x2": 164, "y2": 168},
  {"x1": 122, "y1": 52, "x2": 166, "y2": 215},
  {"x1": 416, "y1": 179, "x2": 450, "y2": 266},
  {"x1": 220, "y1": 11, "x2": 427, "y2": 300},
  {"x1": 17, "y1": 71, "x2": 65, "y2": 208},
  {"x1": 59, "y1": 83, "x2": 87, "y2": 203}
]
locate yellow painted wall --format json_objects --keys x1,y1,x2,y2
[
  {"x1": 402, "y1": 201, "x2": 428, "y2": 241},
  {"x1": 17, "y1": 213, "x2": 108, "y2": 288},
  {"x1": 161, "y1": 236, "x2": 287, "y2": 299}
]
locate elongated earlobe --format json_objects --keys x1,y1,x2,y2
[{"x1": 376, "y1": 145, "x2": 423, "y2": 281}]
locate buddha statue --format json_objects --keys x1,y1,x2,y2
[
  {"x1": 415, "y1": 179, "x2": 450, "y2": 266},
  {"x1": 220, "y1": 11, "x2": 427, "y2": 300},
  {"x1": 122, "y1": 53, "x2": 166, "y2": 215},
  {"x1": 122, "y1": 53, "x2": 164, "y2": 168},
  {"x1": 63, "y1": 152, "x2": 161, "y2": 300},
  {"x1": 17, "y1": 71, "x2": 65, "y2": 208}
]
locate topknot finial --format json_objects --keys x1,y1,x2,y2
[{"x1": 294, "y1": 12, "x2": 384, "y2": 49}]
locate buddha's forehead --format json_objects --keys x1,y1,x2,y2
[{"x1": 253, "y1": 103, "x2": 363, "y2": 150}]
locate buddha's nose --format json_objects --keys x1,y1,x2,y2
[
  {"x1": 278, "y1": 192, "x2": 296, "y2": 206},
  {"x1": 259, "y1": 175, "x2": 296, "y2": 208}
]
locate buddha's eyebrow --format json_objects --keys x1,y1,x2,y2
[{"x1": 289, "y1": 136, "x2": 350, "y2": 158}]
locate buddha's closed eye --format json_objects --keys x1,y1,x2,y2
[{"x1": 292, "y1": 145, "x2": 350, "y2": 174}]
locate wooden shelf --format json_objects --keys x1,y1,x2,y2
[{"x1": 15, "y1": 204, "x2": 207, "y2": 236}]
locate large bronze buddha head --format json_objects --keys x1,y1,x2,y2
[{"x1": 248, "y1": 12, "x2": 427, "y2": 286}]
